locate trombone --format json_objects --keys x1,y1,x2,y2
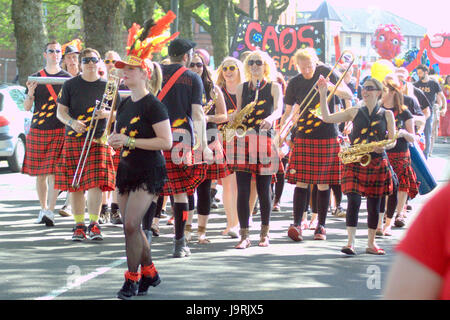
[
  {"x1": 71, "y1": 69, "x2": 120, "y2": 189},
  {"x1": 277, "y1": 50, "x2": 355, "y2": 146}
]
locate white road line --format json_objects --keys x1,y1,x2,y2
[{"x1": 35, "y1": 257, "x2": 127, "y2": 300}]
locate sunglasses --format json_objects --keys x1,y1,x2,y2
[
  {"x1": 47, "y1": 49, "x2": 61, "y2": 54},
  {"x1": 362, "y1": 85, "x2": 380, "y2": 92},
  {"x1": 248, "y1": 60, "x2": 263, "y2": 66},
  {"x1": 222, "y1": 65, "x2": 237, "y2": 72},
  {"x1": 104, "y1": 59, "x2": 117, "y2": 64},
  {"x1": 82, "y1": 57, "x2": 99, "y2": 64},
  {"x1": 190, "y1": 62, "x2": 203, "y2": 68}
]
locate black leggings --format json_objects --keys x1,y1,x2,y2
[
  {"x1": 346, "y1": 192, "x2": 381, "y2": 229},
  {"x1": 272, "y1": 157, "x2": 289, "y2": 203},
  {"x1": 236, "y1": 172, "x2": 272, "y2": 228},
  {"x1": 331, "y1": 184, "x2": 342, "y2": 207},
  {"x1": 196, "y1": 179, "x2": 212, "y2": 215}
]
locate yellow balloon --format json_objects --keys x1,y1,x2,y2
[{"x1": 371, "y1": 59, "x2": 395, "y2": 82}]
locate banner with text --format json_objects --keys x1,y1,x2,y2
[{"x1": 230, "y1": 16, "x2": 325, "y2": 78}]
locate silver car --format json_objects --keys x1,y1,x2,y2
[{"x1": 0, "y1": 84, "x2": 30, "y2": 172}]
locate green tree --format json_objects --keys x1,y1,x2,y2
[
  {"x1": 81, "y1": 0, "x2": 125, "y2": 57},
  {"x1": 12, "y1": 0, "x2": 48, "y2": 85}
]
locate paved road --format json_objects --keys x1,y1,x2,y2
[{"x1": 0, "y1": 141, "x2": 448, "y2": 302}]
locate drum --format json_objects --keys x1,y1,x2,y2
[{"x1": 409, "y1": 142, "x2": 437, "y2": 195}]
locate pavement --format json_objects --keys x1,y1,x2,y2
[{"x1": 0, "y1": 139, "x2": 448, "y2": 303}]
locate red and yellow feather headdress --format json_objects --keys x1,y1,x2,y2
[{"x1": 115, "y1": 10, "x2": 179, "y2": 74}]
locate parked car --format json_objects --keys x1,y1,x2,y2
[{"x1": 0, "y1": 84, "x2": 30, "y2": 172}]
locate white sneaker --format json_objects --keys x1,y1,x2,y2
[
  {"x1": 35, "y1": 210, "x2": 45, "y2": 224},
  {"x1": 42, "y1": 209, "x2": 55, "y2": 227}
]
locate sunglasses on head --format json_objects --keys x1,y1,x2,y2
[
  {"x1": 222, "y1": 65, "x2": 237, "y2": 72},
  {"x1": 248, "y1": 59, "x2": 263, "y2": 66},
  {"x1": 47, "y1": 49, "x2": 61, "y2": 54},
  {"x1": 82, "y1": 57, "x2": 99, "y2": 64},
  {"x1": 190, "y1": 62, "x2": 203, "y2": 68},
  {"x1": 104, "y1": 59, "x2": 117, "y2": 64},
  {"x1": 362, "y1": 85, "x2": 380, "y2": 92}
]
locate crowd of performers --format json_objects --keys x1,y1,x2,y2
[{"x1": 22, "y1": 15, "x2": 447, "y2": 299}]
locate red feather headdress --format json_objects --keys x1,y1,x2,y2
[{"x1": 115, "y1": 10, "x2": 179, "y2": 74}]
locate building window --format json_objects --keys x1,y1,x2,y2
[
  {"x1": 360, "y1": 35, "x2": 366, "y2": 47},
  {"x1": 345, "y1": 35, "x2": 352, "y2": 47}
]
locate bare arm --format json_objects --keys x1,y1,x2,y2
[
  {"x1": 24, "y1": 81, "x2": 37, "y2": 111},
  {"x1": 383, "y1": 253, "x2": 442, "y2": 300},
  {"x1": 318, "y1": 75, "x2": 357, "y2": 124},
  {"x1": 56, "y1": 103, "x2": 86, "y2": 133},
  {"x1": 261, "y1": 82, "x2": 283, "y2": 129},
  {"x1": 206, "y1": 86, "x2": 227, "y2": 124},
  {"x1": 108, "y1": 119, "x2": 173, "y2": 151},
  {"x1": 192, "y1": 103, "x2": 208, "y2": 150}
]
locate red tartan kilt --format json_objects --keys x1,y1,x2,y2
[
  {"x1": 342, "y1": 156, "x2": 393, "y2": 197},
  {"x1": 387, "y1": 150, "x2": 420, "y2": 199},
  {"x1": 22, "y1": 127, "x2": 65, "y2": 176},
  {"x1": 160, "y1": 142, "x2": 207, "y2": 196},
  {"x1": 55, "y1": 137, "x2": 116, "y2": 192},
  {"x1": 286, "y1": 137, "x2": 341, "y2": 185},
  {"x1": 112, "y1": 147, "x2": 121, "y2": 172},
  {"x1": 194, "y1": 138, "x2": 231, "y2": 180},
  {"x1": 225, "y1": 131, "x2": 281, "y2": 176}
]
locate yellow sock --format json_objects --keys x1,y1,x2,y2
[
  {"x1": 89, "y1": 214, "x2": 99, "y2": 223},
  {"x1": 73, "y1": 214, "x2": 85, "y2": 225}
]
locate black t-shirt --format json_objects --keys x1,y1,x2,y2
[
  {"x1": 58, "y1": 75, "x2": 118, "y2": 139},
  {"x1": 385, "y1": 107, "x2": 413, "y2": 153},
  {"x1": 160, "y1": 64, "x2": 203, "y2": 145},
  {"x1": 414, "y1": 79, "x2": 441, "y2": 113},
  {"x1": 403, "y1": 95, "x2": 424, "y2": 116},
  {"x1": 284, "y1": 64, "x2": 338, "y2": 139},
  {"x1": 413, "y1": 87, "x2": 431, "y2": 112},
  {"x1": 28, "y1": 69, "x2": 72, "y2": 130},
  {"x1": 115, "y1": 94, "x2": 169, "y2": 168}
]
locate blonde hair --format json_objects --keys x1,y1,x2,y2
[
  {"x1": 294, "y1": 47, "x2": 319, "y2": 64},
  {"x1": 243, "y1": 50, "x2": 277, "y2": 82},
  {"x1": 144, "y1": 60, "x2": 163, "y2": 95},
  {"x1": 215, "y1": 57, "x2": 244, "y2": 88}
]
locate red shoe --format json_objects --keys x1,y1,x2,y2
[
  {"x1": 287, "y1": 224, "x2": 303, "y2": 242},
  {"x1": 166, "y1": 216, "x2": 174, "y2": 225},
  {"x1": 314, "y1": 225, "x2": 327, "y2": 240}
]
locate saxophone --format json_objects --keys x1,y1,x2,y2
[
  {"x1": 203, "y1": 92, "x2": 217, "y2": 115},
  {"x1": 221, "y1": 80, "x2": 260, "y2": 142},
  {"x1": 338, "y1": 132, "x2": 399, "y2": 166}
]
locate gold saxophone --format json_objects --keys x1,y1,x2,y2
[
  {"x1": 203, "y1": 93, "x2": 217, "y2": 115},
  {"x1": 221, "y1": 80, "x2": 261, "y2": 142},
  {"x1": 338, "y1": 132, "x2": 399, "y2": 167}
]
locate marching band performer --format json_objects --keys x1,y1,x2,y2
[
  {"x1": 216, "y1": 57, "x2": 245, "y2": 238},
  {"x1": 23, "y1": 40, "x2": 72, "y2": 226},
  {"x1": 318, "y1": 75, "x2": 396, "y2": 255},
  {"x1": 158, "y1": 38, "x2": 209, "y2": 258},
  {"x1": 228, "y1": 50, "x2": 283, "y2": 249},
  {"x1": 187, "y1": 52, "x2": 229, "y2": 243},
  {"x1": 109, "y1": 15, "x2": 175, "y2": 299},
  {"x1": 56, "y1": 48, "x2": 118, "y2": 241},
  {"x1": 281, "y1": 48, "x2": 352, "y2": 242},
  {"x1": 380, "y1": 78, "x2": 419, "y2": 236}
]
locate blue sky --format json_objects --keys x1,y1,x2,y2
[{"x1": 298, "y1": 0, "x2": 450, "y2": 34}]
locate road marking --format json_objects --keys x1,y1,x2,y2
[{"x1": 35, "y1": 257, "x2": 126, "y2": 300}]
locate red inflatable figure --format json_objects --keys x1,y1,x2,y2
[{"x1": 371, "y1": 24, "x2": 404, "y2": 60}]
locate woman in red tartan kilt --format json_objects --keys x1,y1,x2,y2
[
  {"x1": 23, "y1": 40, "x2": 72, "y2": 227},
  {"x1": 281, "y1": 48, "x2": 353, "y2": 242},
  {"x1": 318, "y1": 75, "x2": 397, "y2": 255},
  {"x1": 216, "y1": 57, "x2": 245, "y2": 238},
  {"x1": 381, "y1": 78, "x2": 420, "y2": 236},
  {"x1": 184, "y1": 52, "x2": 230, "y2": 243},
  {"x1": 227, "y1": 50, "x2": 283, "y2": 249},
  {"x1": 56, "y1": 48, "x2": 117, "y2": 241}
]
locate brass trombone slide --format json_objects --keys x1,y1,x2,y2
[{"x1": 277, "y1": 50, "x2": 355, "y2": 146}]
